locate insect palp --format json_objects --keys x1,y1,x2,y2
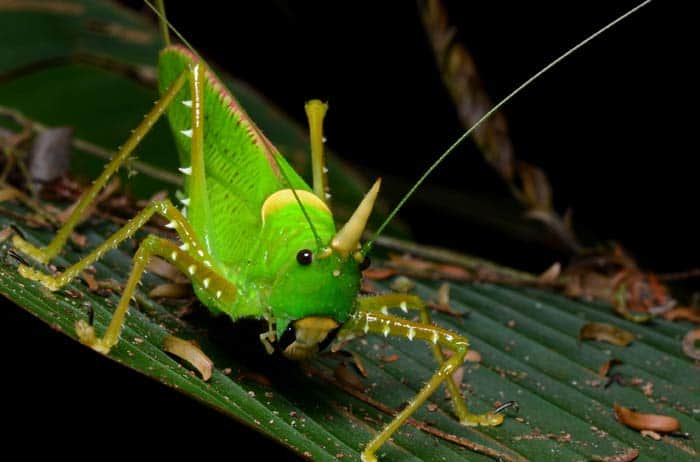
[{"x1": 296, "y1": 249, "x2": 313, "y2": 266}]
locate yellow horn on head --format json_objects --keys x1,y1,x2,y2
[{"x1": 331, "y1": 178, "x2": 381, "y2": 258}]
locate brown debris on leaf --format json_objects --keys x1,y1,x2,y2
[
  {"x1": 564, "y1": 245, "x2": 676, "y2": 322},
  {"x1": 334, "y1": 362, "x2": 365, "y2": 392},
  {"x1": 662, "y1": 307, "x2": 700, "y2": 323},
  {"x1": 465, "y1": 349, "x2": 481, "y2": 363},
  {"x1": 80, "y1": 271, "x2": 99, "y2": 292},
  {"x1": 538, "y1": 262, "x2": 561, "y2": 284},
  {"x1": 579, "y1": 323, "x2": 635, "y2": 347},
  {"x1": 386, "y1": 254, "x2": 473, "y2": 281},
  {"x1": 147, "y1": 256, "x2": 188, "y2": 283},
  {"x1": 590, "y1": 447, "x2": 639, "y2": 462},
  {"x1": 597, "y1": 358, "x2": 623, "y2": 378},
  {"x1": 613, "y1": 402, "x2": 680, "y2": 433},
  {"x1": 56, "y1": 177, "x2": 121, "y2": 225},
  {"x1": 26, "y1": 127, "x2": 73, "y2": 193},
  {"x1": 681, "y1": 329, "x2": 700, "y2": 360},
  {"x1": 162, "y1": 335, "x2": 213, "y2": 381},
  {"x1": 361, "y1": 267, "x2": 396, "y2": 280},
  {"x1": 0, "y1": 226, "x2": 13, "y2": 244},
  {"x1": 389, "y1": 275, "x2": 416, "y2": 293},
  {"x1": 149, "y1": 283, "x2": 193, "y2": 299},
  {"x1": 426, "y1": 282, "x2": 463, "y2": 317}
]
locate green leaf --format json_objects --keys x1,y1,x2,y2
[{"x1": 1, "y1": 208, "x2": 699, "y2": 461}]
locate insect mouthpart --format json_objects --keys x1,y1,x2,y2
[{"x1": 279, "y1": 317, "x2": 341, "y2": 360}]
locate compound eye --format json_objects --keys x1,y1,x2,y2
[
  {"x1": 358, "y1": 255, "x2": 371, "y2": 271},
  {"x1": 296, "y1": 249, "x2": 313, "y2": 266}
]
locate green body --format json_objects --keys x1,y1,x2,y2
[{"x1": 158, "y1": 47, "x2": 361, "y2": 336}]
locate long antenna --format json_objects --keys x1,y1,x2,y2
[
  {"x1": 144, "y1": 0, "x2": 201, "y2": 60},
  {"x1": 364, "y1": 0, "x2": 653, "y2": 253}
]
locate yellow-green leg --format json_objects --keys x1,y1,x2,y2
[
  {"x1": 13, "y1": 197, "x2": 237, "y2": 353},
  {"x1": 358, "y1": 294, "x2": 474, "y2": 425},
  {"x1": 11, "y1": 68, "x2": 189, "y2": 264},
  {"x1": 15, "y1": 199, "x2": 211, "y2": 291},
  {"x1": 340, "y1": 310, "x2": 503, "y2": 462},
  {"x1": 76, "y1": 234, "x2": 236, "y2": 354}
]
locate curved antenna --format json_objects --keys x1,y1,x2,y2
[
  {"x1": 363, "y1": 0, "x2": 653, "y2": 254},
  {"x1": 154, "y1": 0, "x2": 169, "y2": 46},
  {"x1": 269, "y1": 155, "x2": 324, "y2": 249},
  {"x1": 144, "y1": 1, "x2": 201, "y2": 60},
  {"x1": 143, "y1": 1, "x2": 323, "y2": 249}
]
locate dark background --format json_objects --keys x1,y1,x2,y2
[
  {"x1": 3, "y1": 1, "x2": 696, "y2": 460},
  {"x1": 155, "y1": 0, "x2": 696, "y2": 273}
]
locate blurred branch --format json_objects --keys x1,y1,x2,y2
[{"x1": 418, "y1": 0, "x2": 582, "y2": 255}]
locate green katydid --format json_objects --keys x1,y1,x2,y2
[{"x1": 8, "y1": 1, "x2": 653, "y2": 461}]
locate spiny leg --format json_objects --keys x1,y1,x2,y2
[
  {"x1": 76, "y1": 234, "x2": 236, "y2": 354},
  {"x1": 340, "y1": 310, "x2": 503, "y2": 462},
  {"x1": 12, "y1": 67, "x2": 191, "y2": 264},
  {"x1": 358, "y1": 293, "x2": 468, "y2": 422},
  {"x1": 16, "y1": 199, "x2": 212, "y2": 291}
]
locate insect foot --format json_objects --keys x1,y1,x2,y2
[
  {"x1": 75, "y1": 320, "x2": 112, "y2": 354},
  {"x1": 16, "y1": 263, "x2": 61, "y2": 291},
  {"x1": 460, "y1": 411, "x2": 504, "y2": 427},
  {"x1": 12, "y1": 235, "x2": 52, "y2": 264}
]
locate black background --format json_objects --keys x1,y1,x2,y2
[{"x1": 3, "y1": 1, "x2": 696, "y2": 460}]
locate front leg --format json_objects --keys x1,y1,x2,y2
[
  {"x1": 340, "y1": 310, "x2": 504, "y2": 462},
  {"x1": 358, "y1": 294, "x2": 470, "y2": 425}
]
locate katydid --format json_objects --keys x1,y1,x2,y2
[{"x1": 9, "y1": 1, "x2": 652, "y2": 461}]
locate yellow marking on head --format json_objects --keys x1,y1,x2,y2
[{"x1": 261, "y1": 189, "x2": 331, "y2": 224}]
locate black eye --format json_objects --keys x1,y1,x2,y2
[
  {"x1": 296, "y1": 249, "x2": 313, "y2": 266},
  {"x1": 359, "y1": 255, "x2": 371, "y2": 271}
]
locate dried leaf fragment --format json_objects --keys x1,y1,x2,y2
[
  {"x1": 147, "y1": 256, "x2": 188, "y2": 283},
  {"x1": 334, "y1": 362, "x2": 365, "y2": 392},
  {"x1": 465, "y1": 349, "x2": 482, "y2": 363},
  {"x1": 598, "y1": 358, "x2": 623, "y2": 377},
  {"x1": 591, "y1": 447, "x2": 639, "y2": 462},
  {"x1": 538, "y1": 262, "x2": 561, "y2": 283},
  {"x1": 149, "y1": 282, "x2": 193, "y2": 299},
  {"x1": 390, "y1": 275, "x2": 415, "y2": 293},
  {"x1": 362, "y1": 267, "x2": 396, "y2": 280},
  {"x1": 0, "y1": 226, "x2": 13, "y2": 244},
  {"x1": 162, "y1": 335, "x2": 213, "y2": 381},
  {"x1": 381, "y1": 354, "x2": 400, "y2": 363},
  {"x1": 663, "y1": 307, "x2": 700, "y2": 323},
  {"x1": 80, "y1": 271, "x2": 99, "y2": 292},
  {"x1": 682, "y1": 329, "x2": 700, "y2": 360},
  {"x1": 641, "y1": 430, "x2": 661, "y2": 440},
  {"x1": 579, "y1": 323, "x2": 635, "y2": 346},
  {"x1": 614, "y1": 403, "x2": 680, "y2": 433}
]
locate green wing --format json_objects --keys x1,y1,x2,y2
[{"x1": 157, "y1": 46, "x2": 310, "y2": 269}]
